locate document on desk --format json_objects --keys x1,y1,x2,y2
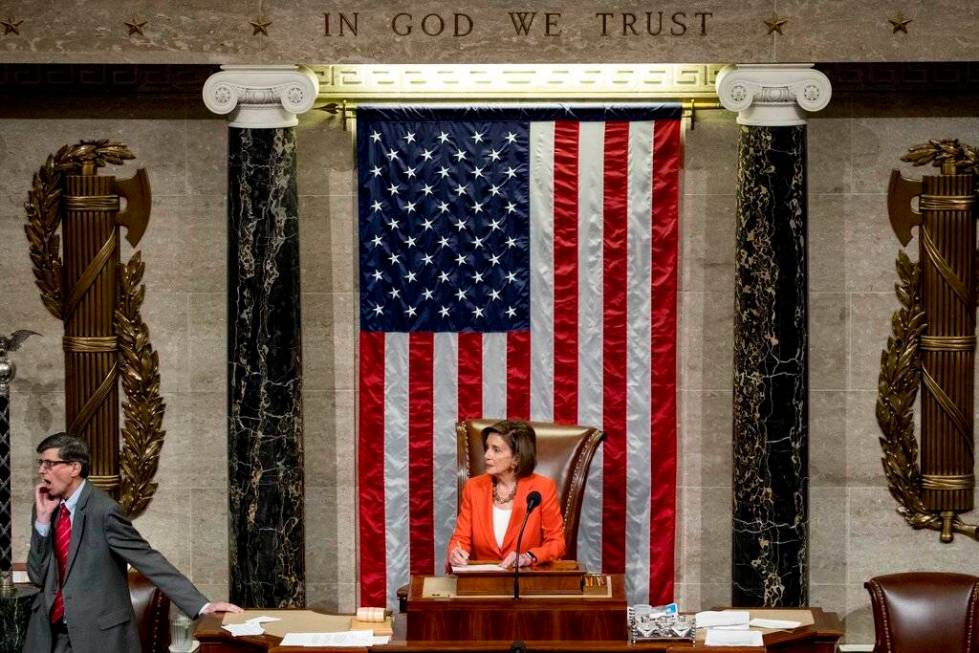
[
  {"x1": 452, "y1": 563, "x2": 506, "y2": 572},
  {"x1": 220, "y1": 614, "x2": 283, "y2": 637},
  {"x1": 704, "y1": 629, "x2": 764, "y2": 647},
  {"x1": 280, "y1": 630, "x2": 376, "y2": 647},
  {"x1": 750, "y1": 618, "x2": 802, "y2": 630},
  {"x1": 222, "y1": 622, "x2": 265, "y2": 637},
  {"x1": 695, "y1": 610, "x2": 750, "y2": 628}
]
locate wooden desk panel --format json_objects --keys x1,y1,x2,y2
[
  {"x1": 406, "y1": 574, "x2": 628, "y2": 641},
  {"x1": 196, "y1": 606, "x2": 843, "y2": 653}
]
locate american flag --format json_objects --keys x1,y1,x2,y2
[{"x1": 357, "y1": 105, "x2": 681, "y2": 609}]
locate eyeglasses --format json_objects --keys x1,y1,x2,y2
[{"x1": 36, "y1": 459, "x2": 72, "y2": 470}]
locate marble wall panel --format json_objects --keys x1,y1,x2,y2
[
  {"x1": 7, "y1": 1, "x2": 979, "y2": 64},
  {"x1": 845, "y1": 390, "x2": 886, "y2": 488},
  {"x1": 808, "y1": 195, "x2": 845, "y2": 293},
  {"x1": 677, "y1": 291, "x2": 734, "y2": 391},
  {"x1": 810, "y1": 391, "x2": 847, "y2": 487},
  {"x1": 848, "y1": 292, "x2": 897, "y2": 392},
  {"x1": 265, "y1": 0, "x2": 773, "y2": 66},
  {"x1": 776, "y1": 0, "x2": 979, "y2": 64},
  {"x1": 299, "y1": 195, "x2": 356, "y2": 295},
  {"x1": 132, "y1": 486, "x2": 193, "y2": 573},
  {"x1": 0, "y1": 0, "x2": 258, "y2": 64},
  {"x1": 190, "y1": 489, "x2": 230, "y2": 585},
  {"x1": 682, "y1": 111, "x2": 739, "y2": 197},
  {"x1": 679, "y1": 193, "x2": 736, "y2": 293},
  {"x1": 806, "y1": 101, "x2": 852, "y2": 195},
  {"x1": 843, "y1": 194, "x2": 903, "y2": 294},
  {"x1": 809, "y1": 292, "x2": 847, "y2": 391},
  {"x1": 851, "y1": 100, "x2": 979, "y2": 195},
  {"x1": 678, "y1": 390, "x2": 732, "y2": 490},
  {"x1": 809, "y1": 487, "x2": 847, "y2": 586}
]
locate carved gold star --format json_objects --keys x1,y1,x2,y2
[
  {"x1": 125, "y1": 17, "x2": 147, "y2": 36},
  {"x1": 764, "y1": 14, "x2": 787, "y2": 35},
  {"x1": 1, "y1": 17, "x2": 23, "y2": 35},
  {"x1": 888, "y1": 12, "x2": 912, "y2": 34},
  {"x1": 250, "y1": 17, "x2": 272, "y2": 36}
]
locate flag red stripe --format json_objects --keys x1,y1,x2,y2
[
  {"x1": 648, "y1": 119, "x2": 681, "y2": 603},
  {"x1": 506, "y1": 330, "x2": 531, "y2": 419},
  {"x1": 457, "y1": 332, "x2": 483, "y2": 419},
  {"x1": 358, "y1": 331, "x2": 387, "y2": 606},
  {"x1": 552, "y1": 121, "x2": 580, "y2": 423},
  {"x1": 601, "y1": 122, "x2": 630, "y2": 573},
  {"x1": 408, "y1": 333, "x2": 435, "y2": 575}
]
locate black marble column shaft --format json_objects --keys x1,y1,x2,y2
[
  {"x1": 0, "y1": 586, "x2": 38, "y2": 653},
  {"x1": 0, "y1": 392, "x2": 10, "y2": 573},
  {"x1": 227, "y1": 127, "x2": 305, "y2": 608},
  {"x1": 732, "y1": 125, "x2": 809, "y2": 607}
]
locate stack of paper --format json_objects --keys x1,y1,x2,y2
[
  {"x1": 221, "y1": 616, "x2": 281, "y2": 637},
  {"x1": 750, "y1": 618, "x2": 802, "y2": 630},
  {"x1": 695, "y1": 611, "x2": 763, "y2": 647},
  {"x1": 695, "y1": 610, "x2": 750, "y2": 629},
  {"x1": 704, "y1": 630, "x2": 765, "y2": 647}
]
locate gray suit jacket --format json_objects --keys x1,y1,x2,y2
[{"x1": 24, "y1": 482, "x2": 208, "y2": 653}]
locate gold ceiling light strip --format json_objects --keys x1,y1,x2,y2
[{"x1": 309, "y1": 63, "x2": 724, "y2": 130}]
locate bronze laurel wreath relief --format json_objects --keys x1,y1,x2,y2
[
  {"x1": 878, "y1": 139, "x2": 979, "y2": 542},
  {"x1": 24, "y1": 140, "x2": 165, "y2": 518}
]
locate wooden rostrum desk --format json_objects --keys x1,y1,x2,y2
[{"x1": 195, "y1": 568, "x2": 843, "y2": 653}]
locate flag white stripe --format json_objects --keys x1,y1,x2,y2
[
  {"x1": 576, "y1": 121, "x2": 606, "y2": 573},
  {"x1": 433, "y1": 333, "x2": 459, "y2": 574},
  {"x1": 529, "y1": 121, "x2": 555, "y2": 422},
  {"x1": 383, "y1": 333, "x2": 410, "y2": 609},
  {"x1": 483, "y1": 332, "x2": 508, "y2": 418},
  {"x1": 625, "y1": 122, "x2": 654, "y2": 603}
]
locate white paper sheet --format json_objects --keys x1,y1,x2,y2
[
  {"x1": 749, "y1": 618, "x2": 802, "y2": 630},
  {"x1": 695, "y1": 610, "x2": 751, "y2": 628},
  {"x1": 247, "y1": 616, "x2": 281, "y2": 624},
  {"x1": 452, "y1": 564, "x2": 507, "y2": 572},
  {"x1": 704, "y1": 629, "x2": 764, "y2": 647},
  {"x1": 280, "y1": 631, "x2": 376, "y2": 647},
  {"x1": 221, "y1": 622, "x2": 265, "y2": 637}
]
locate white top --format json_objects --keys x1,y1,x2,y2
[{"x1": 492, "y1": 504, "x2": 512, "y2": 549}]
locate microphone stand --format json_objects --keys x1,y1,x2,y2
[
  {"x1": 513, "y1": 512, "x2": 531, "y2": 600},
  {"x1": 512, "y1": 491, "x2": 541, "y2": 600}
]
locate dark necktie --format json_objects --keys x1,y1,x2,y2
[{"x1": 49, "y1": 505, "x2": 71, "y2": 624}]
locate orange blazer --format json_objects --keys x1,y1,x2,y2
[{"x1": 447, "y1": 473, "x2": 566, "y2": 564}]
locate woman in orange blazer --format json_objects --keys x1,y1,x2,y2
[{"x1": 447, "y1": 420, "x2": 565, "y2": 569}]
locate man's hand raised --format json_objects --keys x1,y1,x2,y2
[{"x1": 34, "y1": 483, "x2": 59, "y2": 525}]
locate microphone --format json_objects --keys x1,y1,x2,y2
[{"x1": 513, "y1": 491, "x2": 542, "y2": 600}]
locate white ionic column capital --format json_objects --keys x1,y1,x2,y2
[
  {"x1": 715, "y1": 64, "x2": 832, "y2": 126},
  {"x1": 203, "y1": 65, "x2": 319, "y2": 128}
]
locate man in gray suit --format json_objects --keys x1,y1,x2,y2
[{"x1": 25, "y1": 433, "x2": 241, "y2": 652}]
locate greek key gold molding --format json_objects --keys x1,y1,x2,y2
[{"x1": 311, "y1": 63, "x2": 723, "y2": 100}]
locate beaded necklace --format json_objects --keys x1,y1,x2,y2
[{"x1": 492, "y1": 479, "x2": 517, "y2": 504}]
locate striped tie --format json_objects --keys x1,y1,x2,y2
[{"x1": 49, "y1": 504, "x2": 71, "y2": 624}]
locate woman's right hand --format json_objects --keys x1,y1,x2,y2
[{"x1": 449, "y1": 546, "x2": 470, "y2": 567}]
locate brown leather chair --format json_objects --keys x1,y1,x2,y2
[
  {"x1": 866, "y1": 572, "x2": 979, "y2": 653},
  {"x1": 128, "y1": 567, "x2": 172, "y2": 653},
  {"x1": 456, "y1": 418, "x2": 605, "y2": 561}
]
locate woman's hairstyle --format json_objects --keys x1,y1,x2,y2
[{"x1": 481, "y1": 420, "x2": 537, "y2": 478}]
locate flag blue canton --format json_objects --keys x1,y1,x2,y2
[{"x1": 359, "y1": 118, "x2": 530, "y2": 332}]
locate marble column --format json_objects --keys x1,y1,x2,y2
[
  {"x1": 716, "y1": 64, "x2": 832, "y2": 607},
  {"x1": 203, "y1": 65, "x2": 318, "y2": 608},
  {"x1": 0, "y1": 348, "x2": 38, "y2": 653}
]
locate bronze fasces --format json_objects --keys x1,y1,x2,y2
[
  {"x1": 878, "y1": 138, "x2": 979, "y2": 543},
  {"x1": 23, "y1": 140, "x2": 165, "y2": 518}
]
